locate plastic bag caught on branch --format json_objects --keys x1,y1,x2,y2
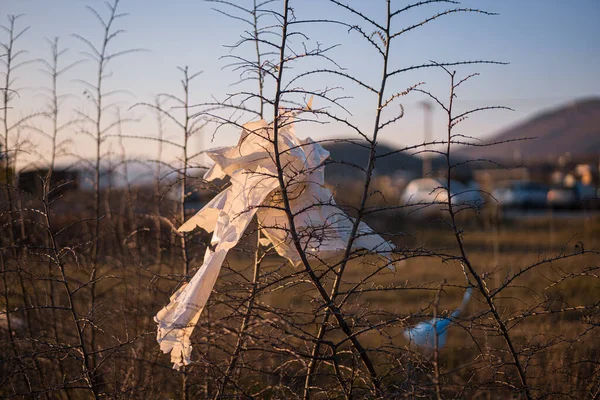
[{"x1": 155, "y1": 115, "x2": 395, "y2": 369}]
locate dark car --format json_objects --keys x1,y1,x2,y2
[
  {"x1": 492, "y1": 180, "x2": 549, "y2": 209},
  {"x1": 547, "y1": 186, "x2": 579, "y2": 209}
]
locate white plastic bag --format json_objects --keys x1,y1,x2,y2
[{"x1": 155, "y1": 116, "x2": 394, "y2": 369}]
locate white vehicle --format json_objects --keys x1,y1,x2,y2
[{"x1": 401, "y1": 178, "x2": 483, "y2": 213}]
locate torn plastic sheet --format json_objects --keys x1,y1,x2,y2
[{"x1": 155, "y1": 116, "x2": 395, "y2": 369}]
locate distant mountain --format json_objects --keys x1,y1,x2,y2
[
  {"x1": 456, "y1": 98, "x2": 600, "y2": 162},
  {"x1": 323, "y1": 140, "x2": 425, "y2": 181}
]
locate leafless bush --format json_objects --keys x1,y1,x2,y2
[{"x1": 0, "y1": 1, "x2": 598, "y2": 399}]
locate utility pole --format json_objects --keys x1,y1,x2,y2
[{"x1": 420, "y1": 101, "x2": 432, "y2": 178}]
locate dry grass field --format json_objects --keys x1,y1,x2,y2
[{"x1": 1, "y1": 186, "x2": 599, "y2": 399}]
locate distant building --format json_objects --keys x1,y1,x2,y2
[
  {"x1": 0, "y1": 162, "x2": 14, "y2": 184},
  {"x1": 18, "y1": 168, "x2": 79, "y2": 198},
  {"x1": 0, "y1": 150, "x2": 15, "y2": 184}
]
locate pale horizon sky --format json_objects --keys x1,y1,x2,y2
[{"x1": 1, "y1": 0, "x2": 599, "y2": 171}]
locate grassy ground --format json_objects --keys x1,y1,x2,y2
[
  {"x1": 216, "y1": 211, "x2": 600, "y2": 398},
  {"x1": 1, "y1": 200, "x2": 598, "y2": 398}
]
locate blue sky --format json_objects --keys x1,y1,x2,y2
[{"x1": 2, "y1": 0, "x2": 599, "y2": 168}]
